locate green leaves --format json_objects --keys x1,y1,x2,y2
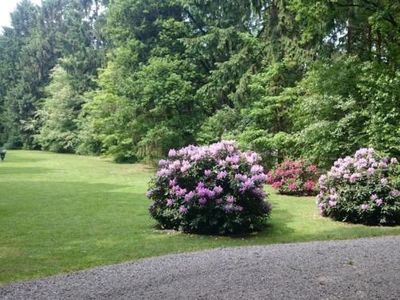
[
  {"x1": 35, "y1": 65, "x2": 82, "y2": 153},
  {"x1": 1, "y1": 0, "x2": 399, "y2": 167}
]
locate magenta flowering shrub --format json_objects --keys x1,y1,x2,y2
[
  {"x1": 317, "y1": 148, "x2": 400, "y2": 225},
  {"x1": 147, "y1": 141, "x2": 271, "y2": 234},
  {"x1": 266, "y1": 160, "x2": 319, "y2": 196}
]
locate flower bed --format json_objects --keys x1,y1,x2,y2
[
  {"x1": 147, "y1": 141, "x2": 271, "y2": 234},
  {"x1": 266, "y1": 160, "x2": 319, "y2": 196},
  {"x1": 317, "y1": 148, "x2": 400, "y2": 225}
]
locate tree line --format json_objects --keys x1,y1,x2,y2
[{"x1": 0, "y1": 0, "x2": 399, "y2": 167}]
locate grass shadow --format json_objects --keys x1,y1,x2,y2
[{"x1": 1, "y1": 155, "x2": 46, "y2": 163}]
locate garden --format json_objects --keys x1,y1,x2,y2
[
  {"x1": 1, "y1": 0, "x2": 400, "y2": 288},
  {"x1": 1, "y1": 149, "x2": 400, "y2": 285}
]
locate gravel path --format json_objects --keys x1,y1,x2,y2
[{"x1": 1, "y1": 236, "x2": 400, "y2": 300}]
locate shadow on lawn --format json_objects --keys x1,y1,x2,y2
[
  {"x1": 3, "y1": 154, "x2": 47, "y2": 163},
  {"x1": 0, "y1": 180, "x2": 148, "y2": 215}
]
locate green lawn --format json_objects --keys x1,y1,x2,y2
[{"x1": 1, "y1": 150, "x2": 400, "y2": 284}]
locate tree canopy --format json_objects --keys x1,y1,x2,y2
[{"x1": 1, "y1": 0, "x2": 399, "y2": 167}]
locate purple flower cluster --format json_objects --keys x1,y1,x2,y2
[
  {"x1": 148, "y1": 141, "x2": 272, "y2": 234},
  {"x1": 153, "y1": 141, "x2": 268, "y2": 212},
  {"x1": 317, "y1": 148, "x2": 400, "y2": 225}
]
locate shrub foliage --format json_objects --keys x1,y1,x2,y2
[
  {"x1": 266, "y1": 160, "x2": 319, "y2": 196},
  {"x1": 317, "y1": 148, "x2": 400, "y2": 225},
  {"x1": 147, "y1": 141, "x2": 271, "y2": 234}
]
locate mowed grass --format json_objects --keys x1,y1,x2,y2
[{"x1": 1, "y1": 151, "x2": 400, "y2": 284}]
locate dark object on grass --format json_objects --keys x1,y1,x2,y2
[{"x1": 0, "y1": 149, "x2": 6, "y2": 161}]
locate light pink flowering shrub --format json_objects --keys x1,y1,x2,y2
[
  {"x1": 317, "y1": 148, "x2": 400, "y2": 225},
  {"x1": 266, "y1": 160, "x2": 319, "y2": 196},
  {"x1": 147, "y1": 141, "x2": 271, "y2": 234}
]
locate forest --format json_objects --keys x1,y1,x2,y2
[{"x1": 0, "y1": 0, "x2": 399, "y2": 167}]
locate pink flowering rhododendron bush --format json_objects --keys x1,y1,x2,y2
[
  {"x1": 147, "y1": 141, "x2": 272, "y2": 234},
  {"x1": 317, "y1": 148, "x2": 400, "y2": 225},
  {"x1": 266, "y1": 160, "x2": 319, "y2": 196}
]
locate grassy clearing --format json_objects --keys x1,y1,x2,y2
[{"x1": 1, "y1": 150, "x2": 400, "y2": 284}]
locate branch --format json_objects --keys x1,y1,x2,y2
[{"x1": 184, "y1": 9, "x2": 207, "y2": 35}]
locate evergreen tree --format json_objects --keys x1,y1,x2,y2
[{"x1": 35, "y1": 65, "x2": 83, "y2": 152}]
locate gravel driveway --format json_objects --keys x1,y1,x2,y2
[{"x1": 1, "y1": 236, "x2": 400, "y2": 300}]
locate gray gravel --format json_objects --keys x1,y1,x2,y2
[{"x1": 1, "y1": 236, "x2": 400, "y2": 300}]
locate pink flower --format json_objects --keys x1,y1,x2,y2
[
  {"x1": 199, "y1": 198, "x2": 207, "y2": 205},
  {"x1": 218, "y1": 160, "x2": 227, "y2": 167},
  {"x1": 235, "y1": 174, "x2": 247, "y2": 182},
  {"x1": 328, "y1": 200, "x2": 337, "y2": 207},
  {"x1": 360, "y1": 204, "x2": 369, "y2": 211},
  {"x1": 213, "y1": 185, "x2": 223, "y2": 194},
  {"x1": 307, "y1": 165, "x2": 317, "y2": 173},
  {"x1": 156, "y1": 168, "x2": 170, "y2": 177},
  {"x1": 196, "y1": 187, "x2": 210, "y2": 198},
  {"x1": 168, "y1": 149, "x2": 177, "y2": 157},
  {"x1": 226, "y1": 195, "x2": 235, "y2": 203},
  {"x1": 169, "y1": 178, "x2": 177, "y2": 187},
  {"x1": 390, "y1": 189, "x2": 400, "y2": 197},
  {"x1": 179, "y1": 206, "x2": 188, "y2": 214},
  {"x1": 174, "y1": 187, "x2": 187, "y2": 197},
  {"x1": 235, "y1": 205, "x2": 244, "y2": 212},
  {"x1": 204, "y1": 169, "x2": 212, "y2": 176},
  {"x1": 250, "y1": 165, "x2": 264, "y2": 174},
  {"x1": 225, "y1": 155, "x2": 240, "y2": 164},
  {"x1": 379, "y1": 161, "x2": 388, "y2": 169},
  {"x1": 375, "y1": 199, "x2": 383, "y2": 206},
  {"x1": 272, "y1": 181, "x2": 283, "y2": 189},
  {"x1": 166, "y1": 199, "x2": 174, "y2": 207},
  {"x1": 224, "y1": 204, "x2": 234, "y2": 212},
  {"x1": 319, "y1": 175, "x2": 327, "y2": 186},
  {"x1": 180, "y1": 160, "x2": 191, "y2": 173},
  {"x1": 252, "y1": 173, "x2": 267, "y2": 183},
  {"x1": 329, "y1": 193, "x2": 338, "y2": 201},
  {"x1": 355, "y1": 148, "x2": 369, "y2": 158},
  {"x1": 184, "y1": 191, "x2": 195, "y2": 202},
  {"x1": 266, "y1": 174, "x2": 274, "y2": 184},
  {"x1": 366, "y1": 168, "x2": 375, "y2": 176},
  {"x1": 288, "y1": 182, "x2": 297, "y2": 191},
  {"x1": 240, "y1": 179, "x2": 254, "y2": 193},
  {"x1": 303, "y1": 180, "x2": 315, "y2": 191},
  {"x1": 158, "y1": 159, "x2": 169, "y2": 167},
  {"x1": 355, "y1": 158, "x2": 368, "y2": 169},
  {"x1": 217, "y1": 171, "x2": 227, "y2": 179},
  {"x1": 243, "y1": 151, "x2": 259, "y2": 164},
  {"x1": 318, "y1": 203, "x2": 326, "y2": 214},
  {"x1": 349, "y1": 173, "x2": 361, "y2": 183}
]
